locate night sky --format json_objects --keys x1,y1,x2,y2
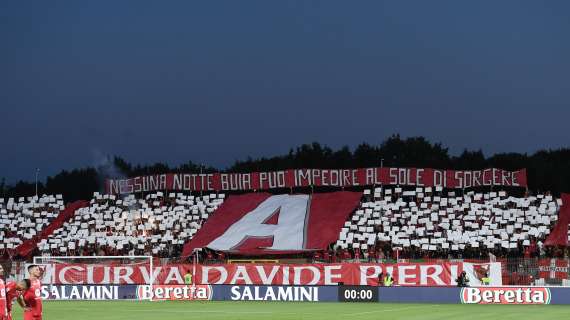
[{"x1": 1, "y1": 1, "x2": 569, "y2": 183}]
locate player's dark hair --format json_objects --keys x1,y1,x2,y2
[{"x1": 27, "y1": 264, "x2": 38, "y2": 272}]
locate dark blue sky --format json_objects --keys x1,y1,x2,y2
[{"x1": 1, "y1": 1, "x2": 569, "y2": 183}]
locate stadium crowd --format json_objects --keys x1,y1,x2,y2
[
  {"x1": 330, "y1": 187, "x2": 562, "y2": 261},
  {"x1": 0, "y1": 189, "x2": 565, "y2": 263},
  {"x1": 37, "y1": 192, "x2": 224, "y2": 258},
  {"x1": 0, "y1": 195, "x2": 65, "y2": 256}
]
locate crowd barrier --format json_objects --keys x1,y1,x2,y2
[{"x1": 40, "y1": 284, "x2": 570, "y2": 304}]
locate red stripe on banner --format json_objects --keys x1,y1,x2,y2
[
  {"x1": 545, "y1": 193, "x2": 570, "y2": 247},
  {"x1": 305, "y1": 192, "x2": 362, "y2": 249},
  {"x1": 181, "y1": 193, "x2": 272, "y2": 256}
]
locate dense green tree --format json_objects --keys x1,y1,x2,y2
[{"x1": 2, "y1": 136, "x2": 569, "y2": 200}]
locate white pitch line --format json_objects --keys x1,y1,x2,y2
[
  {"x1": 124, "y1": 309, "x2": 323, "y2": 315},
  {"x1": 349, "y1": 304, "x2": 440, "y2": 316},
  {"x1": 125, "y1": 304, "x2": 440, "y2": 317}
]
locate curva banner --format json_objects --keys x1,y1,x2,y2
[
  {"x1": 45, "y1": 262, "x2": 502, "y2": 286},
  {"x1": 461, "y1": 287, "x2": 551, "y2": 305},
  {"x1": 106, "y1": 167, "x2": 528, "y2": 194}
]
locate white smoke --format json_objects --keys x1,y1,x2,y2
[{"x1": 91, "y1": 149, "x2": 128, "y2": 193}]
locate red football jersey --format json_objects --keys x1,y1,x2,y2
[
  {"x1": 23, "y1": 279, "x2": 42, "y2": 317},
  {"x1": 4, "y1": 281, "x2": 21, "y2": 313},
  {"x1": 0, "y1": 278, "x2": 6, "y2": 317}
]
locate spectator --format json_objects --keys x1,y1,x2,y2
[
  {"x1": 383, "y1": 273, "x2": 394, "y2": 287},
  {"x1": 378, "y1": 272, "x2": 384, "y2": 286},
  {"x1": 456, "y1": 271, "x2": 470, "y2": 287},
  {"x1": 481, "y1": 272, "x2": 491, "y2": 285},
  {"x1": 184, "y1": 270, "x2": 193, "y2": 285}
]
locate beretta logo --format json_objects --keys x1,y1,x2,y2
[
  {"x1": 461, "y1": 287, "x2": 551, "y2": 305},
  {"x1": 136, "y1": 285, "x2": 213, "y2": 301}
]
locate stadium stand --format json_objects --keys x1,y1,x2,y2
[
  {"x1": 38, "y1": 192, "x2": 224, "y2": 258},
  {"x1": 335, "y1": 188, "x2": 561, "y2": 260},
  {"x1": 0, "y1": 195, "x2": 65, "y2": 255},
  {"x1": 0, "y1": 188, "x2": 567, "y2": 287},
  {"x1": 15, "y1": 189, "x2": 560, "y2": 262}
]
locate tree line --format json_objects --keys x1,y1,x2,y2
[{"x1": 1, "y1": 135, "x2": 569, "y2": 201}]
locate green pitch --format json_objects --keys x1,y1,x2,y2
[{"x1": 10, "y1": 301, "x2": 570, "y2": 320}]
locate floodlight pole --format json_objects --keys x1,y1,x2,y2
[
  {"x1": 35, "y1": 168, "x2": 40, "y2": 197},
  {"x1": 192, "y1": 248, "x2": 201, "y2": 284},
  {"x1": 380, "y1": 158, "x2": 384, "y2": 168},
  {"x1": 200, "y1": 164, "x2": 204, "y2": 196}
]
